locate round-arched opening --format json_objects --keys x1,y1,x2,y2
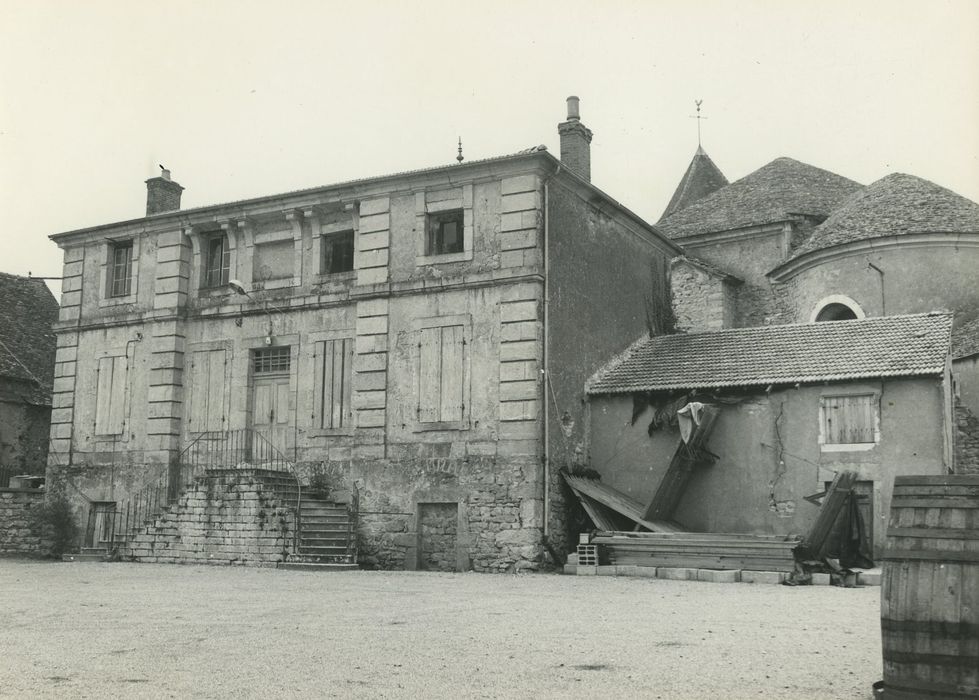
[
  {"x1": 815, "y1": 303, "x2": 859, "y2": 322},
  {"x1": 809, "y1": 295, "x2": 865, "y2": 323}
]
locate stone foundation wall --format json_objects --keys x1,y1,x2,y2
[
  {"x1": 123, "y1": 470, "x2": 295, "y2": 566},
  {"x1": 0, "y1": 488, "x2": 47, "y2": 555},
  {"x1": 954, "y1": 400, "x2": 979, "y2": 474}
]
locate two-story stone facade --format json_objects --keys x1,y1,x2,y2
[{"x1": 46, "y1": 100, "x2": 680, "y2": 570}]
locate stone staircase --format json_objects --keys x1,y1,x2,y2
[{"x1": 280, "y1": 496, "x2": 358, "y2": 571}]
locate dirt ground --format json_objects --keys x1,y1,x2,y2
[{"x1": 0, "y1": 560, "x2": 882, "y2": 699}]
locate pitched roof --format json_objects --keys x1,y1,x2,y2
[
  {"x1": 660, "y1": 146, "x2": 729, "y2": 220},
  {"x1": 587, "y1": 312, "x2": 952, "y2": 394},
  {"x1": 671, "y1": 254, "x2": 743, "y2": 283},
  {"x1": 952, "y1": 317, "x2": 979, "y2": 360},
  {"x1": 0, "y1": 273, "x2": 59, "y2": 405},
  {"x1": 656, "y1": 157, "x2": 862, "y2": 240},
  {"x1": 789, "y1": 173, "x2": 979, "y2": 259}
]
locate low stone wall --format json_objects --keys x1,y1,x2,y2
[
  {"x1": 123, "y1": 470, "x2": 295, "y2": 566},
  {"x1": 0, "y1": 488, "x2": 47, "y2": 556}
]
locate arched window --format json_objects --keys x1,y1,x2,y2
[{"x1": 810, "y1": 295, "x2": 865, "y2": 323}]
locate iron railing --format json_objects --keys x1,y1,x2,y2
[{"x1": 99, "y1": 429, "x2": 301, "y2": 552}]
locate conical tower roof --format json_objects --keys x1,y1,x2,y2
[{"x1": 660, "y1": 146, "x2": 729, "y2": 220}]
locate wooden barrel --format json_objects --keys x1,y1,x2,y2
[{"x1": 881, "y1": 475, "x2": 979, "y2": 699}]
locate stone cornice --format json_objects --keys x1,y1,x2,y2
[
  {"x1": 769, "y1": 232, "x2": 979, "y2": 282},
  {"x1": 676, "y1": 220, "x2": 793, "y2": 248}
]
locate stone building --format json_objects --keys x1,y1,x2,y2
[
  {"x1": 0, "y1": 273, "x2": 58, "y2": 482},
  {"x1": 46, "y1": 98, "x2": 680, "y2": 570},
  {"x1": 658, "y1": 149, "x2": 979, "y2": 473}
]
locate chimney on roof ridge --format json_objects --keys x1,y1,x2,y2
[
  {"x1": 145, "y1": 166, "x2": 184, "y2": 216},
  {"x1": 558, "y1": 95, "x2": 593, "y2": 182}
]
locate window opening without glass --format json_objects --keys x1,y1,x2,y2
[
  {"x1": 426, "y1": 210, "x2": 464, "y2": 256},
  {"x1": 323, "y1": 230, "x2": 355, "y2": 274}
]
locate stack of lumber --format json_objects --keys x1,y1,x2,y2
[
  {"x1": 592, "y1": 530, "x2": 801, "y2": 572},
  {"x1": 562, "y1": 474, "x2": 685, "y2": 533}
]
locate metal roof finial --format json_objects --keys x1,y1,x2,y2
[
  {"x1": 456, "y1": 137, "x2": 464, "y2": 163},
  {"x1": 690, "y1": 99, "x2": 707, "y2": 149}
]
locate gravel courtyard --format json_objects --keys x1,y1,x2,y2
[{"x1": 0, "y1": 560, "x2": 881, "y2": 699}]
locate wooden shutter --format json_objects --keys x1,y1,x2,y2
[
  {"x1": 95, "y1": 356, "x2": 124, "y2": 435},
  {"x1": 189, "y1": 349, "x2": 227, "y2": 432},
  {"x1": 418, "y1": 327, "x2": 441, "y2": 422},
  {"x1": 314, "y1": 339, "x2": 354, "y2": 429},
  {"x1": 823, "y1": 395, "x2": 875, "y2": 444},
  {"x1": 205, "y1": 349, "x2": 226, "y2": 431},
  {"x1": 439, "y1": 325, "x2": 464, "y2": 422}
]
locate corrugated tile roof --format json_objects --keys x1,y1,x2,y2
[
  {"x1": 587, "y1": 312, "x2": 952, "y2": 394},
  {"x1": 656, "y1": 157, "x2": 862, "y2": 240},
  {"x1": 660, "y1": 146, "x2": 729, "y2": 220},
  {"x1": 789, "y1": 173, "x2": 979, "y2": 260},
  {"x1": 952, "y1": 317, "x2": 979, "y2": 359},
  {"x1": 0, "y1": 273, "x2": 59, "y2": 404}
]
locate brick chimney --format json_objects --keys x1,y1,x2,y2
[
  {"x1": 145, "y1": 167, "x2": 184, "y2": 215},
  {"x1": 558, "y1": 96, "x2": 593, "y2": 181}
]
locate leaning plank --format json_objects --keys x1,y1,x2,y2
[
  {"x1": 642, "y1": 405, "x2": 720, "y2": 522},
  {"x1": 562, "y1": 474, "x2": 685, "y2": 533},
  {"x1": 803, "y1": 470, "x2": 858, "y2": 557},
  {"x1": 576, "y1": 493, "x2": 620, "y2": 532}
]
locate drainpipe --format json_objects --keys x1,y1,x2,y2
[
  {"x1": 867, "y1": 259, "x2": 885, "y2": 315},
  {"x1": 542, "y1": 163, "x2": 561, "y2": 552}
]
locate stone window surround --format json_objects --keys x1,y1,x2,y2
[
  {"x1": 308, "y1": 203, "x2": 359, "y2": 282},
  {"x1": 809, "y1": 294, "x2": 865, "y2": 323},
  {"x1": 817, "y1": 389, "x2": 881, "y2": 453},
  {"x1": 98, "y1": 235, "x2": 140, "y2": 307},
  {"x1": 415, "y1": 186, "x2": 474, "y2": 266},
  {"x1": 411, "y1": 313, "x2": 472, "y2": 433},
  {"x1": 305, "y1": 327, "x2": 357, "y2": 437}
]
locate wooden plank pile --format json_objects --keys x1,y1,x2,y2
[
  {"x1": 800, "y1": 470, "x2": 858, "y2": 558},
  {"x1": 592, "y1": 530, "x2": 801, "y2": 572},
  {"x1": 562, "y1": 474, "x2": 684, "y2": 533}
]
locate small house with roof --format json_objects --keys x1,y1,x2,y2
[
  {"x1": 0, "y1": 273, "x2": 59, "y2": 482},
  {"x1": 584, "y1": 313, "x2": 953, "y2": 558}
]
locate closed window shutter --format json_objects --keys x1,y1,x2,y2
[
  {"x1": 205, "y1": 349, "x2": 226, "y2": 431},
  {"x1": 823, "y1": 394, "x2": 876, "y2": 444},
  {"x1": 109, "y1": 356, "x2": 128, "y2": 434},
  {"x1": 188, "y1": 351, "x2": 208, "y2": 431},
  {"x1": 189, "y1": 349, "x2": 227, "y2": 432},
  {"x1": 314, "y1": 339, "x2": 354, "y2": 429},
  {"x1": 439, "y1": 326, "x2": 464, "y2": 422},
  {"x1": 418, "y1": 327, "x2": 441, "y2": 422},
  {"x1": 95, "y1": 356, "x2": 121, "y2": 435}
]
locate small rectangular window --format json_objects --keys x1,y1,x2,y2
[
  {"x1": 322, "y1": 230, "x2": 355, "y2": 274},
  {"x1": 205, "y1": 235, "x2": 231, "y2": 288},
  {"x1": 426, "y1": 210, "x2": 464, "y2": 256},
  {"x1": 821, "y1": 394, "x2": 877, "y2": 445},
  {"x1": 253, "y1": 347, "x2": 291, "y2": 374},
  {"x1": 108, "y1": 241, "x2": 133, "y2": 297}
]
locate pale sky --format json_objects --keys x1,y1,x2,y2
[{"x1": 2, "y1": 0, "x2": 978, "y2": 298}]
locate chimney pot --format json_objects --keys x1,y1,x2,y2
[
  {"x1": 145, "y1": 170, "x2": 184, "y2": 216},
  {"x1": 558, "y1": 96, "x2": 593, "y2": 182}
]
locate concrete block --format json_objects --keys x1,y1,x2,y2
[
  {"x1": 812, "y1": 573, "x2": 831, "y2": 586},
  {"x1": 563, "y1": 564, "x2": 577, "y2": 575},
  {"x1": 576, "y1": 565, "x2": 597, "y2": 576},
  {"x1": 634, "y1": 566, "x2": 658, "y2": 578},
  {"x1": 740, "y1": 571, "x2": 785, "y2": 584},
  {"x1": 596, "y1": 565, "x2": 618, "y2": 576},
  {"x1": 697, "y1": 569, "x2": 740, "y2": 583},
  {"x1": 858, "y1": 571, "x2": 882, "y2": 586},
  {"x1": 616, "y1": 565, "x2": 639, "y2": 577},
  {"x1": 566, "y1": 553, "x2": 578, "y2": 565},
  {"x1": 657, "y1": 567, "x2": 698, "y2": 581}
]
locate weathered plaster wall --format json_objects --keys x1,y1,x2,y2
[
  {"x1": 546, "y1": 183, "x2": 674, "y2": 555},
  {"x1": 0, "y1": 398, "x2": 50, "y2": 474},
  {"x1": 0, "y1": 488, "x2": 47, "y2": 555},
  {"x1": 588, "y1": 377, "x2": 946, "y2": 556},
  {"x1": 953, "y1": 356, "x2": 979, "y2": 418},
  {"x1": 771, "y1": 244, "x2": 979, "y2": 324}
]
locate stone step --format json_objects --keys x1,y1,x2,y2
[
  {"x1": 299, "y1": 544, "x2": 350, "y2": 553},
  {"x1": 62, "y1": 552, "x2": 108, "y2": 562},
  {"x1": 278, "y1": 562, "x2": 358, "y2": 572}
]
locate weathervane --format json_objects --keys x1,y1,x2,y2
[{"x1": 689, "y1": 99, "x2": 707, "y2": 147}]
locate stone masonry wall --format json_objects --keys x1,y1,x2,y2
[
  {"x1": 955, "y1": 400, "x2": 979, "y2": 474},
  {"x1": 124, "y1": 470, "x2": 295, "y2": 566},
  {"x1": 671, "y1": 264, "x2": 735, "y2": 332},
  {"x1": 0, "y1": 489, "x2": 47, "y2": 555}
]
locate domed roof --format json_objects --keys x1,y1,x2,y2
[
  {"x1": 656, "y1": 157, "x2": 862, "y2": 240},
  {"x1": 791, "y1": 173, "x2": 979, "y2": 258}
]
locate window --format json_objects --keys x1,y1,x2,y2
[
  {"x1": 108, "y1": 241, "x2": 133, "y2": 297},
  {"x1": 815, "y1": 304, "x2": 858, "y2": 322},
  {"x1": 188, "y1": 349, "x2": 228, "y2": 432},
  {"x1": 322, "y1": 230, "x2": 355, "y2": 274},
  {"x1": 426, "y1": 210, "x2": 464, "y2": 256},
  {"x1": 820, "y1": 394, "x2": 878, "y2": 447},
  {"x1": 95, "y1": 355, "x2": 128, "y2": 435},
  {"x1": 253, "y1": 347, "x2": 291, "y2": 374},
  {"x1": 418, "y1": 325, "x2": 465, "y2": 424},
  {"x1": 313, "y1": 339, "x2": 353, "y2": 429},
  {"x1": 204, "y1": 234, "x2": 231, "y2": 288}
]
